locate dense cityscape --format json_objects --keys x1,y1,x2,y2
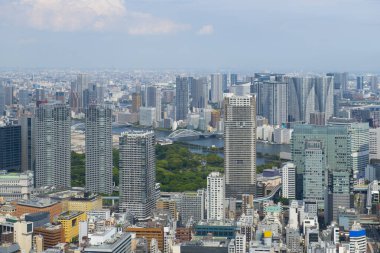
[{"x1": 0, "y1": 70, "x2": 379, "y2": 253}]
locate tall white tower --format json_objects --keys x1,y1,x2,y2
[{"x1": 207, "y1": 172, "x2": 225, "y2": 221}]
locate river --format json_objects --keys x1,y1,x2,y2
[{"x1": 111, "y1": 126, "x2": 290, "y2": 166}]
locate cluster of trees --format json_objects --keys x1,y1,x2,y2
[{"x1": 71, "y1": 143, "x2": 281, "y2": 192}]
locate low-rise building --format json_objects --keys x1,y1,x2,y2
[
  {"x1": 58, "y1": 211, "x2": 87, "y2": 243},
  {"x1": 34, "y1": 224, "x2": 65, "y2": 250},
  {"x1": 15, "y1": 198, "x2": 62, "y2": 222},
  {"x1": 126, "y1": 227, "x2": 164, "y2": 252},
  {"x1": 0, "y1": 171, "x2": 34, "y2": 201}
]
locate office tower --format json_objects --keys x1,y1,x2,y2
[
  {"x1": 146, "y1": 86, "x2": 162, "y2": 123},
  {"x1": 287, "y1": 76, "x2": 334, "y2": 124},
  {"x1": 69, "y1": 82, "x2": 79, "y2": 112},
  {"x1": 258, "y1": 81, "x2": 288, "y2": 125},
  {"x1": 190, "y1": 77, "x2": 208, "y2": 109},
  {"x1": 230, "y1": 74, "x2": 238, "y2": 86},
  {"x1": 20, "y1": 113, "x2": 35, "y2": 172},
  {"x1": 286, "y1": 227, "x2": 301, "y2": 253},
  {"x1": 369, "y1": 128, "x2": 380, "y2": 161},
  {"x1": 349, "y1": 222, "x2": 366, "y2": 253},
  {"x1": 35, "y1": 88, "x2": 46, "y2": 102},
  {"x1": 303, "y1": 141, "x2": 326, "y2": 209},
  {"x1": 224, "y1": 94, "x2": 257, "y2": 198},
  {"x1": 35, "y1": 103, "x2": 71, "y2": 188},
  {"x1": 180, "y1": 190, "x2": 205, "y2": 226},
  {"x1": 291, "y1": 124, "x2": 351, "y2": 199},
  {"x1": 85, "y1": 105, "x2": 113, "y2": 195},
  {"x1": 83, "y1": 83, "x2": 104, "y2": 109},
  {"x1": 325, "y1": 170, "x2": 351, "y2": 224},
  {"x1": 131, "y1": 93, "x2": 141, "y2": 113},
  {"x1": 230, "y1": 82, "x2": 251, "y2": 96},
  {"x1": 211, "y1": 74, "x2": 227, "y2": 105},
  {"x1": 356, "y1": 76, "x2": 364, "y2": 90},
  {"x1": 18, "y1": 89, "x2": 31, "y2": 106},
  {"x1": 206, "y1": 172, "x2": 225, "y2": 221},
  {"x1": 119, "y1": 131, "x2": 156, "y2": 220},
  {"x1": 281, "y1": 162, "x2": 296, "y2": 199},
  {"x1": 328, "y1": 119, "x2": 369, "y2": 178},
  {"x1": 175, "y1": 77, "x2": 191, "y2": 121},
  {"x1": 0, "y1": 125, "x2": 21, "y2": 171}
]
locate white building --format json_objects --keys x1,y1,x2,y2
[
  {"x1": 0, "y1": 171, "x2": 34, "y2": 201},
  {"x1": 257, "y1": 125, "x2": 274, "y2": 142},
  {"x1": 273, "y1": 128, "x2": 293, "y2": 144},
  {"x1": 281, "y1": 163, "x2": 296, "y2": 200},
  {"x1": 349, "y1": 222, "x2": 367, "y2": 253},
  {"x1": 369, "y1": 127, "x2": 380, "y2": 161},
  {"x1": 13, "y1": 221, "x2": 33, "y2": 253},
  {"x1": 207, "y1": 172, "x2": 225, "y2": 221},
  {"x1": 139, "y1": 107, "x2": 156, "y2": 127}
]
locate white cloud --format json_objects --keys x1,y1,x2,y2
[
  {"x1": 197, "y1": 24, "x2": 214, "y2": 35},
  {"x1": 0, "y1": 0, "x2": 189, "y2": 35}
]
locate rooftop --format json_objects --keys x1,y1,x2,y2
[
  {"x1": 17, "y1": 198, "x2": 59, "y2": 208},
  {"x1": 58, "y1": 211, "x2": 84, "y2": 220}
]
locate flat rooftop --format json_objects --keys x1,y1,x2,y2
[
  {"x1": 58, "y1": 211, "x2": 84, "y2": 220},
  {"x1": 17, "y1": 198, "x2": 59, "y2": 208}
]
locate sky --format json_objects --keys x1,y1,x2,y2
[{"x1": 0, "y1": 0, "x2": 379, "y2": 72}]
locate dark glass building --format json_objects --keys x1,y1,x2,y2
[{"x1": 0, "y1": 125, "x2": 21, "y2": 171}]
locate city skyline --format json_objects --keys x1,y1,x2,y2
[{"x1": 0, "y1": 0, "x2": 379, "y2": 72}]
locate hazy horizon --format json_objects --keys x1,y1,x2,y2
[{"x1": 0, "y1": 0, "x2": 379, "y2": 72}]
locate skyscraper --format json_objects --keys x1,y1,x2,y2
[
  {"x1": 224, "y1": 94, "x2": 257, "y2": 198},
  {"x1": 211, "y1": 74, "x2": 227, "y2": 105},
  {"x1": 206, "y1": 172, "x2": 225, "y2": 221},
  {"x1": 175, "y1": 77, "x2": 191, "y2": 121},
  {"x1": 0, "y1": 125, "x2": 21, "y2": 171},
  {"x1": 35, "y1": 103, "x2": 71, "y2": 188},
  {"x1": 0, "y1": 84, "x2": 5, "y2": 115},
  {"x1": 356, "y1": 76, "x2": 364, "y2": 90},
  {"x1": 303, "y1": 141, "x2": 326, "y2": 209},
  {"x1": 230, "y1": 74, "x2": 238, "y2": 86},
  {"x1": 131, "y1": 93, "x2": 141, "y2": 113},
  {"x1": 190, "y1": 77, "x2": 208, "y2": 109},
  {"x1": 119, "y1": 131, "x2": 156, "y2": 220},
  {"x1": 20, "y1": 112, "x2": 35, "y2": 172},
  {"x1": 287, "y1": 76, "x2": 334, "y2": 124},
  {"x1": 85, "y1": 105, "x2": 113, "y2": 195},
  {"x1": 146, "y1": 86, "x2": 162, "y2": 123},
  {"x1": 258, "y1": 81, "x2": 288, "y2": 125}
]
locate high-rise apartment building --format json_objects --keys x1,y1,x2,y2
[
  {"x1": 206, "y1": 172, "x2": 225, "y2": 221},
  {"x1": 35, "y1": 103, "x2": 71, "y2": 188},
  {"x1": 258, "y1": 81, "x2": 288, "y2": 125},
  {"x1": 180, "y1": 190, "x2": 205, "y2": 226},
  {"x1": 119, "y1": 131, "x2": 156, "y2": 220},
  {"x1": 85, "y1": 105, "x2": 113, "y2": 195},
  {"x1": 224, "y1": 94, "x2": 257, "y2": 198},
  {"x1": 70, "y1": 74, "x2": 89, "y2": 113},
  {"x1": 287, "y1": 76, "x2": 334, "y2": 124},
  {"x1": 175, "y1": 77, "x2": 191, "y2": 121}
]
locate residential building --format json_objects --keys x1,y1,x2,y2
[
  {"x1": 369, "y1": 128, "x2": 380, "y2": 161},
  {"x1": 146, "y1": 86, "x2": 162, "y2": 123},
  {"x1": 85, "y1": 105, "x2": 113, "y2": 195},
  {"x1": 207, "y1": 172, "x2": 225, "y2": 221},
  {"x1": 139, "y1": 107, "x2": 156, "y2": 127},
  {"x1": 190, "y1": 77, "x2": 208, "y2": 109},
  {"x1": 13, "y1": 221, "x2": 33, "y2": 253},
  {"x1": 224, "y1": 94, "x2": 257, "y2": 198},
  {"x1": 20, "y1": 113, "x2": 35, "y2": 172},
  {"x1": 211, "y1": 74, "x2": 227, "y2": 105},
  {"x1": 180, "y1": 190, "x2": 205, "y2": 226},
  {"x1": 35, "y1": 103, "x2": 71, "y2": 189},
  {"x1": 119, "y1": 131, "x2": 156, "y2": 220}
]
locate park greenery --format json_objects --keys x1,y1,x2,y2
[{"x1": 71, "y1": 143, "x2": 282, "y2": 192}]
